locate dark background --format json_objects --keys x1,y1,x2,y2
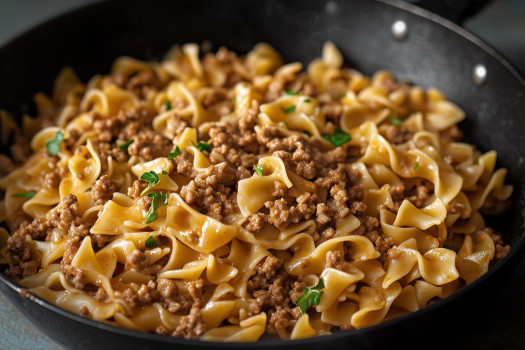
[{"x1": 0, "y1": 0, "x2": 523, "y2": 349}]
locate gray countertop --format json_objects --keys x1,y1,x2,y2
[{"x1": 0, "y1": 1, "x2": 524, "y2": 349}]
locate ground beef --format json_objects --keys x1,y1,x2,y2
[
  {"x1": 172, "y1": 279, "x2": 206, "y2": 339},
  {"x1": 127, "y1": 129, "x2": 172, "y2": 162},
  {"x1": 179, "y1": 162, "x2": 237, "y2": 221},
  {"x1": 165, "y1": 113, "x2": 190, "y2": 138},
  {"x1": 383, "y1": 125, "x2": 413, "y2": 144},
  {"x1": 5, "y1": 192, "x2": 83, "y2": 278},
  {"x1": 485, "y1": 228, "x2": 511, "y2": 261},
  {"x1": 41, "y1": 171, "x2": 61, "y2": 189},
  {"x1": 351, "y1": 216, "x2": 394, "y2": 261},
  {"x1": 125, "y1": 71, "x2": 161, "y2": 98},
  {"x1": 247, "y1": 256, "x2": 304, "y2": 336},
  {"x1": 126, "y1": 250, "x2": 148, "y2": 270},
  {"x1": 91, "y1": 175, "x2": 119, "y2": 204},
  {"x1": 174, "y1": 149, "x2": 197, "y2": 178},
  {"x1": 405, "y1": 179, "x2": 434, "y2": 208},
  {"x1": 325, "y1": 250, "x2": 345, "y2": 270},
  {"x1": 264, "y1": 195, "x2": 316, "y2": 230},
  {"x1": 127, "y1": 179, "x2": 146, "y2": 199}
]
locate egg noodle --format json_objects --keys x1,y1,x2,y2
[{"x1": 0, "y1": 42, "x2": 512, "y2": 341}]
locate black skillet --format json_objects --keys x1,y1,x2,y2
[{"x1": 0, "y1": 0, "x2": 524, "y2": 349}]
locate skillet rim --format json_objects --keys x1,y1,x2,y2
[{"x1": 0, "y1": 0, "x2": 524, "y2": 347}]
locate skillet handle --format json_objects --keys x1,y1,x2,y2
[{"x1": 412, "y1": 0, "x2": 493, "y2": 25}]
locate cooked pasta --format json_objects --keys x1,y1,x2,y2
[{"x1": 0, "y1": 42, "x2": 512, "y2": 341}]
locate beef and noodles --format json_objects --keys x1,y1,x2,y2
[{"x1": 0, "y1": 42, "x2": 511, "y2": 341}]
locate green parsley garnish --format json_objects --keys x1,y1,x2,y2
[
  {"x1": 296, "y1": 278, "x2": 325, "y2": 314},
  {"x1": 338, "y1": 94, "x2": 346, "y2": 99},
  {"x1": 253, "y1": 164, "x2": 264, "y2": 176},
  {"x1": 388, "y1": 115, "x2": 404, "y2": 126},
  {"x1": 413, "y1": 162, "x2": 420, "y2": 172},
  {"x1": 285, "y1": 88, "x2": 299, "y2": 96},
  {"x1": 145, "y1": 235, "x2": 158, "y2": 248},
  {"x1": 322, "y1": 128, "x2": 351, "y2": 147},
  {"x1": 145, "y1": 192, "x2": 169, "y2": 224},
  {"x1": 196, "y1": 142, "x2": 210, "y2": 152},
  {"x1": 119, "y1": 139, "x2": 134, "y2": 157},
  {"x1": 161, "y1": 170, "x2": 168, "y2": 175},
  {"x1": 46, "y1": 131, "x2": 64, "y2": 156},
  {"x1": 12, "y1": 191, "x2": 36, "y2": 200},
  {"x1": 281, "y1": 105, "x2": 296, "y2": 114},
  {"x1": 302, "y1": 130, "x2": 311, "y2": 136},
  {"x1": 304, "y1": 99, "x2": 312, "y2": 103},
  {"x1": 168, "y1": 146, "x2": 181, "y2": 160},
  {"x1": 140, "y1": 171, "x2": 161, "y2": 196},
  {"x1": 165, "y1": 100, "x2": 172, "y2": 111}
]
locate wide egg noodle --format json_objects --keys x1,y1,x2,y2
[{"x1": 0, "y1": 41, "x2": 513, "y2": 341}]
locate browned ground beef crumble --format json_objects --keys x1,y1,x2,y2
[{"x1": 0, "y1": 47, "x2": 511, "y2": 339}]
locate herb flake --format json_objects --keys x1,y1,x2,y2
[
  {"x1": 145, "y1": 235, "x2": 158, "y2": 248},
  {"x1": 165, "y1": 100, "x2": 172, "y2": 111},
  {"x1": 12, "y1": 191, "x2": 36, "y2": 200},
  {"x1": 196, "y1": 142, "x2": 210, "y2": 152},
  {"x1": 281, "y1": 105, "x2": 296, "y2": 114},
  {"x1": 296, "y1": 278, "x2": 325, "y2": 314},
  {"x1": 168, "y1": 146, "x2": 181, "y2": 160},
  {"x1": 322, "y1": 128, "x2": 351, "y2": 147},
  {"x1": 145, "y1": 192, "x2": 168, "y2": 224},
  {"x1": 46, "y1": 131, "x2": 64, "y2": 156},
  {"x1": 304, "y1": 99, "x2": 312, "y2": 103},
  {"x1": 285, "y1": 88, "x2": 299, "y2": 96},
  {"x1": 253, "y1": 164, "x2": 264, "y2": 176},
  {"x1": 140, "y1": 171, "x2": 160, "y2": 196},
  {"x1": 413, "y1": 162, "x2": 420, "y2": 172},
  {"x1": 119, "y1": 139, "x2": 134, "y2": 157},
  {"x1": 302, "y1": 130, "x2": 311, "y2": 137},
  {"x1": 388, "y1": 115, "x2": 404, "y2": 126}
]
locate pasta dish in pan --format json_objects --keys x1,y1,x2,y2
[{"x1": 0, "y1": 42, "x2": 512, "y2": 340}]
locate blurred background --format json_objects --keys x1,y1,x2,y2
[
  {"x1": 0, "y1": 0, "x2": 523, "y2": 73},
  {"x1": 0, "y1": 1, "x2": 523, "y2": 349},
  {"x1": 0, "y1": 0, "x2": 522, "y2": 74}
]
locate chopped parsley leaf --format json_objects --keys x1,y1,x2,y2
[
  {"x1": 196, "y1": 142, "x2": 210, "y2": 152},
  {"x1": 322, "y1": 128, "x2": 351, "y2": 147},
  {"x1": 302, "y1": 130, "x2": 311, "y2": 137},
  {"x1": 46, "y1": 131, "x2": 64, "y2": 156},
  {"x1": 168, "y1": 146, "x2": 181, "y2": 160},
  {"x1": 145, "y1": 192, "x2": 168, "y2": 224},
  {"x1": 161, "y1": 170, "x2": 168, "y2": 175},
  {"x1": 285, "y1": 88, "x2": 299, "y2": 96},
  {"x1": 119, "y1": 139, "x2": 134, "y2": 157},
  {"x1": 388, "y1": 115, "x2": 404, "y2": 126},
  {"x1": 413, "y1": 162, "x2": 420, "y2": 172},
  {"x1": 140, "y1": 171, "x2": 160, "y2": 196},
  {"x1": 145, "y1": 235, "x2": 158, "y2": 248},
  {"x1": 253, "y1": 164, "x2": 264, "y2": 176},
  {"x1": 304, "y1": 99, "x2": 312, "y2": 103},
  {"x1": 165, "y1": 100, "x2": 172, "y2": 111},
  {"x1": 281, "y1": 105, "x2": 296, "y2": 114},
  {"x1": 296, "y1": 278, "x2": 324, "y2": 314},
  {"x1": 12, "y1": 191, "x2": 36, "y2": 200}
]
